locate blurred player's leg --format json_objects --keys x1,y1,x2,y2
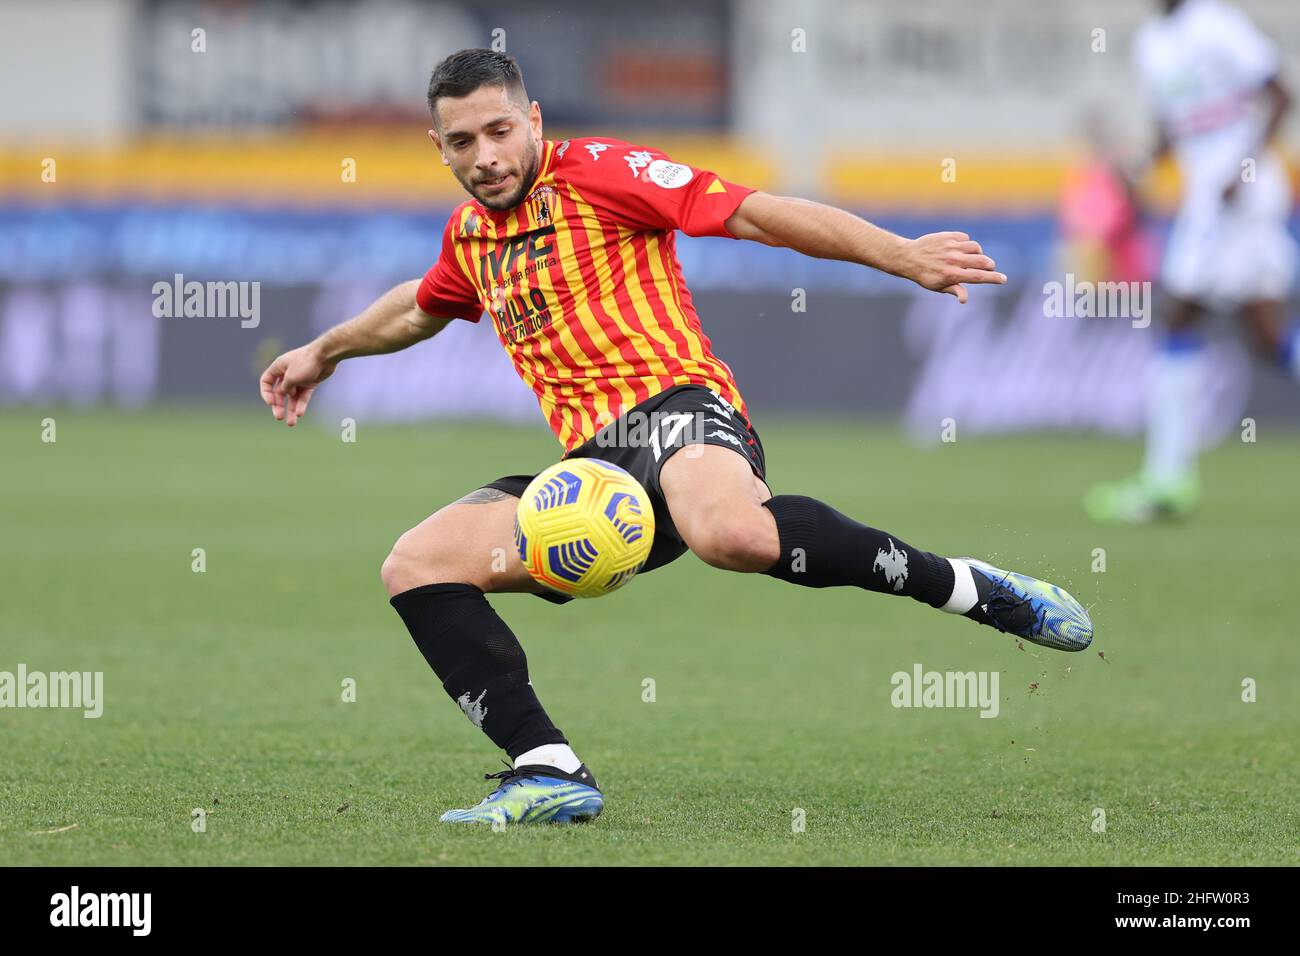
[
  {"x1": 1140, "y1": 299, "x2": 1206, "y2": 505},
  {"x1": 662, "y1": 446, "x2": 1093, "y2": 652},
  {"x1": 1229, "y1": 158, "x2": 1300, "y2": 376},
  {"x1": 383, "y1": 487, "x2": 602, "y2": 824},
  {"x1": 1239, "y1": 299, "x2": 1300, "y2": 382},
  {"x1": 1086, "y1": 296, "x2": 1205, "y2": 523}
]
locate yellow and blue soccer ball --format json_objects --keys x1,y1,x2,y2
[{"x1": 514, "y1": 459, "x2": 655, "y2": 599}]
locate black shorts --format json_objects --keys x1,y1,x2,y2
[{"x1": 483, "y1": 383, "x2": 768, "y2": 604}]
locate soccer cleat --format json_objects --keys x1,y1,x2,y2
[
  {"x1": 438, "y1": 763, "x2": 604, "y2": 825},
  {"x1": 1084, "y1": 474, "x2": 1199, "y2": 524},
  {"x1": 959, "y1": 558, "x2": 1093, "y2": 652}
]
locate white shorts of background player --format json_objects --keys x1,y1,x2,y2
[{"x1": 1162, "y1": 150, "x2": 1298, "y2": 307}]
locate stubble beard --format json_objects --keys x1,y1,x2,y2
[{"x1": 471, "y1": 138, "x2": 541, "y2": 211}]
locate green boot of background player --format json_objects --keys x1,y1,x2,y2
[{"x1": 1084, "y1": 473, "x2": 1200, "y2": 525}]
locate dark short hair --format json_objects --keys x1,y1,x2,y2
[{"x1": 427, "y1": 49, "x2": 528, "y2": 122}]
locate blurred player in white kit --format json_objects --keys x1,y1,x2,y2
[{"x1": 1087, "y1": 0, "x2": 1297, "y2": 523}]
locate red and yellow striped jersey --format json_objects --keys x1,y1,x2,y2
[{"x1": 416, "y1": 137, "x2": 755, "y2": 452}]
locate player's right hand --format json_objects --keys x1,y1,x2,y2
[
  {"x1": 259, "y1": 344, "x2": 337, "y2": 426},
  {"x1": 901, "y1": 232, "x2": 1007, "y2": 304}
]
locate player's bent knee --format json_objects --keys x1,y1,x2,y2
[
  {"x1": 688, "y1": 510, "x2": 780, "y2": 572},
  {"x1": 381, "y1": 525, "x2": 478, "y2": 596},
  {"x1": 380, "y1": 532, "x2": 427, "y2": 597}
]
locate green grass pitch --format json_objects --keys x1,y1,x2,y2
[{"x1": 2, "y1": 408, "x2": 1297, "y2": 865}]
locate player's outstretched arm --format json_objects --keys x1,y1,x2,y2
[
  {"x1": 258, "y1": 278, "x2": 451, "y2": 426},
  {"x1": 723, "y1": 191, "x2": 1006, "y2": 304}
]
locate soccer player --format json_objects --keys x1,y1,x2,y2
[
  {"x1": 259, "y1": 50, "x2": 1093, "y2": 825},
  {"x1": 1087, "y1": 0, "x2": 1297, "y2": 523}
]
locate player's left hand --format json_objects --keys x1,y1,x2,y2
[
  {"x1": 259, "y1": 343, "x2": 336, "y2": 427},
  {"x1": 899, "y1": 232, "x2": 1007, "y2": 304}
]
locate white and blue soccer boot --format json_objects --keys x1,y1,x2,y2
[
  {"x1": 959, "y1": 558, "x2": 1094, "y2": 652},
  {"x1": 439, "y1": 763, "x2": 604, "y2": 825}
]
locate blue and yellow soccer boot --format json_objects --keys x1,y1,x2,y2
[
  {"x1": 1084, "y1": 473, "x2": 1199, "y2": 524},
  {"x1": 959, "y1": 558, "x2": 1094, "y2": 652},
  {"x1": 439, "y1": 763, "x2": 604, "y2": 825}
]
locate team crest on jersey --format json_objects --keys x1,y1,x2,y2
[{"x1": 527, "y1": 184, "x2": 556, "y2": 223}]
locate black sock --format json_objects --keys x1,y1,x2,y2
[
  {"x1": 761, "y1": 494, "x2": 955, "y2": 608},
  {"x1": 389, "y1": 583, "x2": 567, "y2": 760}
]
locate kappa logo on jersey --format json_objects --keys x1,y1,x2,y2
[
  {"x1": 706, "y1": 429, "x2": 743, "y2": 448},
  {"x1": 873, "y1": 538, "x2": 909, "y2": 592},
  {"x1": 647, "y1": 159, "x2": 693, "y2": 189},
  {"x1": 556, "y1": 139, "x2": 570, "y2": 159},
  {"x1": 585, "y1": 142, "x2": 611, "y2": 161},
  {"x1": 625, "y1": 150, "x2": 654, "y2": 178},
  {"x1": 457, "y1": 689, "x2": 488, "y2": 728},
  {"x1": 461, "y1": 211, "x2": 481, "y2": 238},
  {"x1": 703, "y1": 400, "x2": 733, "y2": 419}
]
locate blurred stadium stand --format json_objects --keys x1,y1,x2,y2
[{"x1": 1, "y1": 0, "x2": 1297, "y2": 438}]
